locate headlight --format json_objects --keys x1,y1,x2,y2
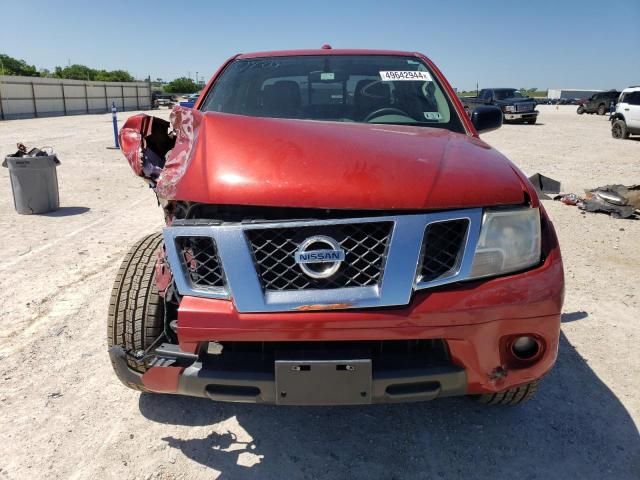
[
  {"x1": 503, "y1": 105, "x2": 515, "y2": 113},
  {"x1": 469, "y1": 208, "x2": 541, "y2": 279}
]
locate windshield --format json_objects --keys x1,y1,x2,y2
[
  {"x1": 494, "y1": 89, "x2": 523, "y2": 100},
  {"x1": 201, "y1": 55, "x2": 465, "y2": 133}
]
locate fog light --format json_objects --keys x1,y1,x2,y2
[{"x1": 511, "y1": 336, "x2": 540, "y2": 360}]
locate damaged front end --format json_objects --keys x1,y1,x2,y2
[
  {"x1": 113, "y1": 104, "x2": 562, "y2": 404},
  {"x1": 119, "y1": 106, "x2": 205, "y2": 223}
]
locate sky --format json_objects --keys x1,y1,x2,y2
[{"x1": 1, "y1": 0, "x2": 639, "y2": 91}]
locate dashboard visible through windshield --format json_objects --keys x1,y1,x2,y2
[{"x1": 200, "y1": 55, "x2": 465, "y2": 133}]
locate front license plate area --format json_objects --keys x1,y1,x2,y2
[{"x1": 275, "y1": 358, "x2": 372, "y2": 405}]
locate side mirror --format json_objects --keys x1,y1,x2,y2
[{"x1": 471, "y1": 105, "x2": 503, "y2": 134}]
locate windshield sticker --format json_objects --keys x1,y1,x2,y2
[
  {"x1": 423, "y1": 112, "x2": 442, "y2": 120},
  {"x1": 380, "y1": 71, "x2": 432, "y2": 81},
  {"x1": 320, "y1": 72, "x2": 335, "y2": 81}
]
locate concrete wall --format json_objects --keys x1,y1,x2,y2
[{"x1": 0, "y1": 76, "x2": 152, "y2": 120}]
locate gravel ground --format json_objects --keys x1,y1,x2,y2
[{"x1": 0, "y1": 105, "x2": 638, "y2": 479}]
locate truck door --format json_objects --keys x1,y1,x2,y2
[
  {"x1": 624, "y1": 91, "x2": 640, "y2": 129},
  {"x1": 480, "y1": 90, "x2": 493, "y2": 104}
]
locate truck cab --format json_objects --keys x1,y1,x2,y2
[{"x1": 461, "y1": 88, "x2": 538, "y2": 124}]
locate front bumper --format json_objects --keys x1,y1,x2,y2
[
  {"x1": 123, "y1": 244, "x2": 563, "y2": 404},
  {"x1": 504, "y1": 110, "x2": 539, "y2": 121}
]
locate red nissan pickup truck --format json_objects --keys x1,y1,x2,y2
[{"x1": 109, "y1": 48, "x2": 564, "y2": 406}]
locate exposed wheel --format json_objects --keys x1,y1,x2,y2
[
  {"x1": 576, "y1": 106, "x2": 585, "y2": 114},
  {"x1": 611, "y1": 119, "x2": 629, "y2": 139},
  {"x1": 108, "y1": 233, "x2": 165, "y2": 390},
  {"x1": 597, "y1": 104, "x2": 607, "y2": 115},
  {"x1": 477, "y1": 379, "x2": 540, "y2": 405}
]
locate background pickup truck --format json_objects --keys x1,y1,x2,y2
[{"x1": 461, "y1": 88, "x2": 538, "y2": 124}]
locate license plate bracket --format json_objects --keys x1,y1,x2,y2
[{"x1": 275, "y1": 358, "x2": 372, "y2": 405}]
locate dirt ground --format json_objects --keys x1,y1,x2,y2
[{"x1": 0, "y1": 105, "x2": 638, "y2": 479}]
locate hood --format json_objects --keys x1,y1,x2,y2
[
  {"x1": 120, "y1": 109, "x2": 530, "y2": 210},
  {"x1": 170, "y1": 111, "x2": 527, "y2": 210},
  {"x1": 172, "y1": 112, "x2": 525, "y2": 210}
]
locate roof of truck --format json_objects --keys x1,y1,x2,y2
[{"x1": 236, "y1": 48, "x2": 421, "y2": 59}]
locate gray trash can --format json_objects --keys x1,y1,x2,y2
[{"x1": 3, "y1": 154, "x2": 61, "y2": 214}]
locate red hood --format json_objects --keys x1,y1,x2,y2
[
  {"x1": 120, "y1": 107, "x2": 524, "y2": 210},
  {"x1": 170, "y1": 111, "x2": 527, "y2": 210}
]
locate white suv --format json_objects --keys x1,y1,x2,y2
[{"x1": 611, "y1": 86, "x2": 640, "y2": 139}]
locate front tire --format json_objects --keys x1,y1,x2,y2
[
  {"x1": 577, "y1": 106, "x2": 585, "y2": 114},
  {"x1": 477, "y1": 379, "x2": 539, "y2": 405},
  {"x1": 108, "y1": 233, "x2": 165, "y2": 390},
  {"x1": 611, "y1": 119, "x2": 629, "y2": 139}
]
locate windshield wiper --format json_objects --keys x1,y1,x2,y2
[{"x1": 367, "y1": 121, "x2": 439, "y2": 127}]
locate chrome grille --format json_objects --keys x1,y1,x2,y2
[
  {"x1": 246, "y1": 222, "x2": 393, "y2": 291},
  {"x1": 162, "y1": 208, "x2": 483, "y2": 312},
  {"x1": 176, "y1": 236, "x2": 225, "y2": 289},
  {"x1": 418, "y1": 219, "x2": 469, "y2": 282},
  {"x1": 515, "y1": 103, "x2": 534, "y2": 112}
]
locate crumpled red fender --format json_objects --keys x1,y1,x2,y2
[
  {"x1": 119, "y1": 114, "x2": 147, "y2": 176},
  {"x1": 118, "y1": 106, "x2": 203, "y2": 199},
  {"x1": 156, "y1": 107, "x2": 203, "y2": 199}
]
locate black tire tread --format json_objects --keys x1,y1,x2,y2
[
  {"x1": 612, "y1": 119, "x2": 629, "y2": 139},
  {"x1": 107, "y1": 233, "x2": 164, "y2": 391},
  {"x1": 477, "y1": 379, "x2": 540, "y2": 405}
]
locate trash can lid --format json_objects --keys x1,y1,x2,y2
[{"x1": 3, "y1": 154, "x2": 61, "y2": 168}]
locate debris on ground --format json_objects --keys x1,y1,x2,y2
[
  {"x1": 554, "y1": 184, "x2": 640, "y2": 219},
  {"x1": 528, "y1": 173, "x2": 561, "y2": 199}
]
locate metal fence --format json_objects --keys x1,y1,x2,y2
[{"x1": 0, "y1": 75, "x2": 152, "y2": 120}]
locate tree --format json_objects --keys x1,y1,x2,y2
[
  {"x1": 165, "y1": 77, "x2": 199, "y2": 93},
  {"x1": 95, "y1": 69, "x2": 134, "y2": 82},
  {"x1": 0, "y1": 53, "x2": 39, "y2": 76},
  {"x1": 55, "y1": 64, "x2": 95, "y2": 80},
  {"x1": 1, "y1": 54, "x2": 135, "y2": 82},
  {"x1": 52, "y1": 64, "x2": 135, "y2": 82}
]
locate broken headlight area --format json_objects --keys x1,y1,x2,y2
[{"x1": 119, "y1": 106, "x2": 203, "y2": 200}]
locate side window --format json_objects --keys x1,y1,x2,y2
[{"x1": 628, "y1": 92, "x2": 640, "y2": 106}]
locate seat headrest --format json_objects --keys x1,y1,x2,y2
[{"x1": 262, "y1": 80, "x2": 301, "y2": 116}]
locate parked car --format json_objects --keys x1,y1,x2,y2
[
  {"x1": 577, "y1": 90, "x2": 620, "y2": 115},
  {"x1": 460, "y1": 88, "x2": 538, "y2": 124},
  {"x1": 151, "y1": 92, "x2": 177, "y2": 108},
  {"x1": 112, "y1": 48, "x2": 563, "y2": 406},
  {"x1": 179, "y1": 93, "x2": 200, "y2": 108},
  {"x1": 610, "y1": 86, "x2": 640, "y2": 139}
]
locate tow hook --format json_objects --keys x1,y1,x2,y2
[
  {"x1": 109, "y1": 343, "x2": 198, "y2": 371},
  {"x1": 148, "y1": 343, "x2": 199, "y2": 368}
]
